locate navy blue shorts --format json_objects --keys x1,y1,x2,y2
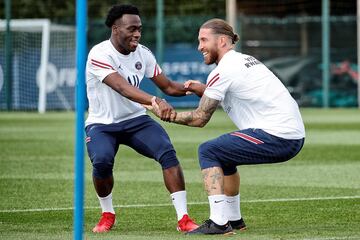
[
  {"x1": 198, "y1": 128, "x2": 305, "y2": 176},
  {"x1": 85, "y1": 115, "x2": 179, "y2": 179}
]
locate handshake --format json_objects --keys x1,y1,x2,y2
[
  {"x1": 143, "y1": 80, "x2": 203, "y2": 122},
  {"x1": 143, "y1": 96, "x2": 177, "y2": 122}
]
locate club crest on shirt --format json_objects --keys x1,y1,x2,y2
[{"x1": 135, "y1": 61, "x2": 142, "y2": 70}]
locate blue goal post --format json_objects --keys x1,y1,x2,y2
[{"x1": 74, "y1": 0, "x2": 87, "y2": 239}]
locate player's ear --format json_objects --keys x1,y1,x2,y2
[
  {"x1": 112, "y1": 23, "x2": 122, "y2": 34},
  {"x1": 111, "y1": 25, "x2": 117, "y2": 34},
  {"x1": 219, "y1": 35, "x2": 227, "y2": 48}
]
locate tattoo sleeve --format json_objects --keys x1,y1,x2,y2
[{"x1": 172, "y1": 95, "x2": 219, "y2": 127}]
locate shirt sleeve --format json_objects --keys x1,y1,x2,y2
[
  {"x1": 87, "y1": 48, "x2": 117, "y2": 82},
  {"x1": 203, "y1": 70, "x2": 232, "y2": 101},
  {"x1": 142, "y1": 47, "x2": 163, "y2": 78}
]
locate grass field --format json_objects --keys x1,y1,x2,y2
[{"x1": 0, "y1": 108, "x2": 359, "y2": 240}]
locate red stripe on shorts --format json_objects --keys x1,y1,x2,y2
[{"x1": 230, "y1": 132, "x2": 264, "y2": 144}]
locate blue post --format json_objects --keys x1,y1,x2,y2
[
  {"x1": 5, "y1": 0, "x2": 12, "y2": 110},
  {"x1": 74, "y1": 0, "x2": 87, "y2": 239},
  {"x1": 322, "y1": 0, "x2": 330, "y2": 108}
]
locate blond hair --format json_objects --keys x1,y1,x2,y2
[{"x1": 201, "y1": 18, "x2": 239, "y2": 44}]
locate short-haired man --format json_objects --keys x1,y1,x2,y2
[
  {"x1": 85, "y1": 4, "x2": 198, "y2": 233},
  {"x1": 148, "y1": 18, "x2": 305, "y2": 235}
]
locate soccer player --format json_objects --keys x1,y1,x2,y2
[
  {"x1": 148, "y1": 18, "x2": 305, "y2": 235},
  {"x1": 85, "y1": 4, "x2": 198, "y2": 233}
]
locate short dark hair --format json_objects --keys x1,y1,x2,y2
[{"x1": 105, "y1": 4, "x2": 140, "y2": 28}]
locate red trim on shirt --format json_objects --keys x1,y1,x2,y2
[
  {"x1": 206, "y1": 73, "x2": 220, "y2": 87},
  {"x1": 207, "y1": 76, "x2": 220, "y2": 87},
  {"x1": 153, "y1": 64, "x2": 159, "y2": 77},
  {"x1": 230, "y1": 132, "x2": 264, "y2": 144},
  {"x1": 153, "y1": 65, "x2": 157, "y2": 77},
  {"x1": 91, "y1": 62, "x2": 112, "y2": 70},
  {"x1": 91, "y1": 59, "x2": 114, "y2": 70},
  {"x1": 154, "y1": 64, "x2": 160, "y2": 77}
]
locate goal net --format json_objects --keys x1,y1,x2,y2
[{"x1": 0, "y1": 19, "x2": 76, "y2": 112}]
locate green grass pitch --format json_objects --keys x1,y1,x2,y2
[{"x1": 0, "y1": 108, "x2": 359, "y2": 240}]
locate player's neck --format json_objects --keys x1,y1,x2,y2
[
  {"x1": 216, "y1": 48, "x2": 232, "y2": 64},
  {"x1": 110, "y1": 38, "x2": 131, "y2": 55}
]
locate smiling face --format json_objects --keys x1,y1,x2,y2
[
  {"x1": 111, "y1": 14, "x2": 142, "y2": 55},
  {"x1": 197, "y1": 28, "x2": 220, "y2": 65}
]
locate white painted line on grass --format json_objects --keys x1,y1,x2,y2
[
  {"x1": 302, "y1": 237, "x2": 360, "y2": 240},
  {"x1": 241, "y1": 195, "x2": 360, "y2": 203},
  {"x1": 1, "y1": 195, "x2": 359, "y2": 213}
]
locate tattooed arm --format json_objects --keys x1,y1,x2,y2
[{"x1": 171, "y1": 95, "x2": 219, "y2": 127}]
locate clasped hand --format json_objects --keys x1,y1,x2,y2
[
  {"x1": 145, "y1": 97, "x2": 176, "y2": 122},
  {"x1": 144, "y1": 80, "x2": 201, "y2": 121}
]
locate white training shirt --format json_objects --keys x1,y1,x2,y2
[
  {"x1": 85, "y1": 40, "x2": 162, "y2": 126},
  {"x1": 204, "y1": 50, "x2": 305, "y2": 139}
]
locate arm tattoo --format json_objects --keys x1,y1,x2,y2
[{"x1": 173, "y1": 95, "x2": 219, "y2": 127}]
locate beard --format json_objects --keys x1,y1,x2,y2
[{"x1": 204, "y1": 47, "x2": 219, "y2": 65}]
